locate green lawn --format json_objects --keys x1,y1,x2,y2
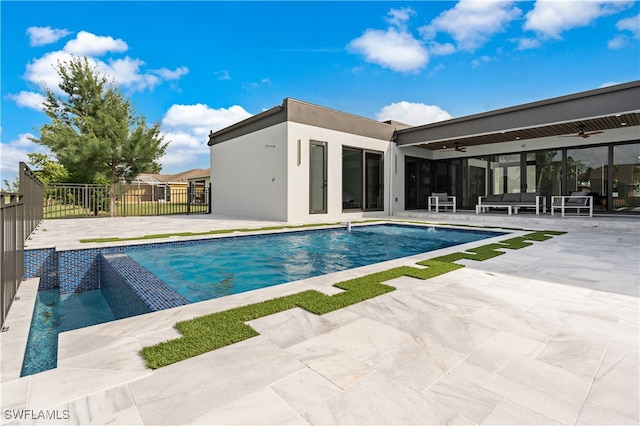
[{"x1": 44, "y1": 201, "x2": 208, "y2": 219}]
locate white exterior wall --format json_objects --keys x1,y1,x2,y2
[
  {"x1": 210, "y1": 123, "x2": 288, "y2": 221},
  {"x1": 286, "y1": 122, "x2": 392, "y2": 223}
]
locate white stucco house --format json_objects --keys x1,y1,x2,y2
[{"x1": 208, "y1": 81, "x2": 640, "y2": 222}]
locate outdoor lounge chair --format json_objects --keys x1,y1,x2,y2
[
  {"x1": 428, "y1": 192, "x2": 456, "y2": 212},
  {"x1": 551, "y1": 192, "x2": 593, "y2": 217}
]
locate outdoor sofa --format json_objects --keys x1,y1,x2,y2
[
  {"x1": 476, "y1": 192, "x2": 547, "y2": 215},
  {"x1": 551, "y1": 192, "x2": 593, "y2": 217}
]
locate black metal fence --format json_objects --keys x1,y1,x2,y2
[
  {"x1": 43, "y1": 183, "x2": 211, "y2": 218},
  {"x1": 1, "y1": 163, "x2": 43, "y2": 328}
]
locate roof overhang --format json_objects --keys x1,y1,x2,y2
[{"x1": 395, "y1": 80, "x2": 640, "y2": 150}]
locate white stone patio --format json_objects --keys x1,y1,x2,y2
[{"x1": 1, "y1": 213, "x2": 638, "y2": 425}]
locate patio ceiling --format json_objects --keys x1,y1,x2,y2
[
  {"x1": 409, "y1": 112, "x2": 640, "y2": 151},
  {"x1": 394, "y1": 80, "x2": 640, "y2": 151}
]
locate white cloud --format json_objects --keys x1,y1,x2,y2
[
  {"x1": 471, "y1": 55, "x2": 494, "y2": 68},
  {"x1": 420, "y1": 0, "x2": 522, "y2": 52},
  {"x1": 19, "y1": 32, "x2": 189, "y2": 95},
  {"x1": 162, "y1": 104, "x2": 252, "y2": 133},
  {"x1": 599, "y1": 81, "x2": 622, "y2": 88},
  {"x1": 524, "y1": 0, "x2": 632, "y2": 39},
  {"x1": 348, "y1": 8, "x2": 428, "y2": 73},
  {"x1": 516, "y1": 37, "x2": 542, "y2": 50},
  {"x1": 23, "y1": 50, "x2": 78, "y2": 92},
  {"x1": 385, "y1": 7, "x2": 416, "y2": 31},
  {"x1": 427, "y1": 41, "x2": 456, "y2": 56},
  {"x1": 608, "y1": 34, "x2": 629, "y2": 49},
  {"x1": 348, "y1": 28, "x2": 428, "y2": 72},
  {"x1": 6, "y1": 91, "x2": 46, "y2": 111},
  {"x1": 608, "y1": 13, "x2": 640, "y2": 48},
  {"x1": 216, "y1": 70, "x2": 231, "y2": 80},
  {"x1": 375, "y1": 101, "x2": 452, "y2": 126},
  {"x1": 0, "y1": 133, "x2": 50, "y2": 183},
  {"x1": 159, "y1": 104, "x2": 253, "y2": 169},
  {"x1": 99, "y1": 57, "x2": 162, "y2": 90},
  {"x1": 159, "y1": 131, "x2": 210, "y2": 168},
  {"x1": 27, "y1": 26, "x2": 72, "y2": 46},
  {"x1": 63, "y1": 30, "x2": 128, "y2": 56},
  {"x1": 242, "y1": 77, "x2": 273, "y2": 90},
  {"x1": 152, "y1": 66, "x2": 189, "y2": 80},
  {"x1": 616, "y1": 13, "x2": 640, "y2": 37}
]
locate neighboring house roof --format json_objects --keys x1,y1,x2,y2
[
  {"x1": 130, "y1": 175, "x2": 166, "y2": 185},
  {"x1": 136, "y1": 169, "x2": 210, "y2": 185}
]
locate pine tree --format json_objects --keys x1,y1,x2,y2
[{"x1": 31, "y1": 56, "x2": 168, "y2": 216}]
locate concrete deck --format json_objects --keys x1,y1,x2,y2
[{"x1": 1, "y1": 213, "x2": 639, "y2": 425}]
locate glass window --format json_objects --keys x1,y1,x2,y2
[
  {"x1": 310, "y1": 141, "x2": 327, "y2": 214},
  {"x1": 365, "y1": 152, "x2": 383, "y2": 210},
  {"x1": 566, "y1": 146, "x2": 608, "y2": 211},
  {"x1": 342, "y1": 147, "x2": 383, "y2": 211},
  {"x1": 342, "y1": 148, "x2": 362, "y2": 210},
  {"x1": 613, "y1": 143, "x2": 640, "y2": 214},
  {"x1": 526, "y1": 151, "x2": 562, "y2": 197},
  {"x1": 491, "y1": 154, "x2": 520, "y2": 194}
]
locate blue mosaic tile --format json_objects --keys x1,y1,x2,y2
[
  {"x1": 23, "y1": 248, "x2": 57, "y2": 290},
  {"x1": 100, "y1": 253, "x2": 189, "y2": 316}
]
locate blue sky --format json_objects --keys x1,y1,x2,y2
[{"x1": 1, "y1": 1, "x2": 639, "y2": 183}]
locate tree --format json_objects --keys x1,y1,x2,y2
[
  {"x1": 26, "y1": 153, "x2": 69, "y2": 185},
  {"x1": 31, "y1": 56, "x2": 168, "y2": 216},
  {"x1": 2, "y1": 179, "x2": 19, "y2": 192}
]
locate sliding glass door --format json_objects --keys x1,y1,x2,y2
[{"x1": 342, "y1": 147, "x2": 383, "y2": 211}]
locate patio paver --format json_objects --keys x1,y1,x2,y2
[{"x1": 1, "y1": 213, "x2": 638, "y2": 425}]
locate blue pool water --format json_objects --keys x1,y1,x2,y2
[
  {"x1": 21, "y1": 223, "x2": 504, "y2": 376},
  {"x1": 127, "y1": 224, "x2": 505, "y2": 303},
  {"x1": 21, "y1": 289, "x2": 116, "y2": 376}
]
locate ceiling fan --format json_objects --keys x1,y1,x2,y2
[
  {"x1": 441, "y1": 142, "x2": 466, "y2": 152},
  {"x1": 559, "y1": 124, "x2": 604, "y2": 139}
]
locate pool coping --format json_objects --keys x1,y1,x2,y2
[{"x1": 0, "y1": 278, "x2": 39, "y2": 382}]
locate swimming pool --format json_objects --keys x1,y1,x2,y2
[
  {"x1": 21, "y1": 223, "x2": 505, "y2": 376},
  {"x1": 126, "y1": 224, "x2": 505, "y2": 303}
]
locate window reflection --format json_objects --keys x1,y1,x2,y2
[
  {"x1": 567, "y1": 146, "x2": 608, "y2": 210},
  {"x1": 613, "y1": 143, "x2": 640, "y2": 213}
]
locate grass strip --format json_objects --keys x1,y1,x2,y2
[
  {"x1": 81, "y1": 218, "x2": 533, "y2": 244},
  {"x1": 79, "y1": 222, "x2": 353, "y2": 243},
  {"x1": 140, "y1": 230, "x2": 562, "y2": 369}
]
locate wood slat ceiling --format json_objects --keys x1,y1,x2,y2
[{"x1": 417, "y1": 112, "x2": 640, "y2": 150}]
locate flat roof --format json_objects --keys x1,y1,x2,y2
[
  {"x1": 395, "y1": 80, "x2": 640, "y2": 150},
  {"x1": 208, "y1": 98, "x2": 411, "y2": 146}
]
